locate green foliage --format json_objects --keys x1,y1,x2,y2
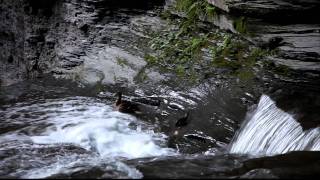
[
  {"x1": 210, "y1": 34, "x2": 242, "y2": 69},
  {"x1": 146, "y1": 30, "x2": 210, "y2": 79},
  {"x1": 261, "y1": 58, "x2": 293, "y2": 78},
  {"x1": 274, "y1": 64, "x2": 290, "y2": 75},
  {"x1": 176, "y1": 0, "x2": 216, "y2": 20},
  {"x1": 134, "y1": 67, "x2": 148, "y2": 83},
  {"x1": 175, "y1": 0, "x2": 216, "y2": 35},
  {"x1": 116, "y1": 57, "x2": 129, "y2": 67},
  {"x1": 269, "y1": 62, "x2": 291, "y2": 76},
  {"x1": 145, "y1": 0, "x2": 271, "y2": 83},
  {"x1": 210, "y1": 36, "x2": 271, "y2": 82},
  {"x1": 233, "y1": 16, "x2": 247, "y2": 34},
  {"x1": 144, "y1": 54, "x2": 158, "y2": 65},
  {"x1": 236, "y1": 69, "x2": 255, "y2": 81},
  {"x1": 160, "y1": 10, "x2": 174, "y2": 20},
  {"x1": 175, "y1": 64, "x2": 186, "y2": 77}
]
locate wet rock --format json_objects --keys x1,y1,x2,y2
[
  {"x1": 79, "y1": 23, "x2": 89, "y2": 33},
  {"x1": 130, "y1": 152, "x2": 319, "y2": 179},
  {"x1": 140, "y1": 68, "x2": 168, "y2": 84},
  {"x1": 268, "y1": 57, "x2": 320, "y2": 72},
  {"x1": 239, "y1": 169, "x2": 277, "y2": 179},
  {"x1": 207, "y1": 0, "x2": 320, "y2": 23},
  {"x1": 135, "y1": 154, "x2": 247, "y2": 179},
  {"x1": 1, "y1": 0, "x2": 167, "y2": 87},
  {"x1": 201, "y1": 0, "x2": 320, "y2": 79},
  {"x1": 26, "y1": 34, "x2": 45, "y2": 44},
  {"x1": 136, "y1": 151, "x2": 320, "y2": 178},
  {"x1": 89, "y1": 0, "x2": 164, "y2": 10},
  {"x1": 130, "y1": 97, "x2": 161, "y2": 107},
  {"x1": 0, "y1": 0, "x2": 27, "y2": 86},
  {"x1": 79, "y1": 46, "x2": 147, "y2": 85},
  {"x1": 253, "y1": 24, "x2": 320, "y2": 73},
  {"x1": 267, "y1": 82, "x2": 320, "y2": 130},
  {"x1": 231, "y1": 151, "x2": 320, "y2": 178},
  {"x1": 77, "y1": 68, "x2": 105, "y2": 85},
  {"x1": 27, "y1": 0, "x2": 56, "y2": 16}
]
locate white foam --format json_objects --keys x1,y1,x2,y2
[
  {"x1": 1, "y1": 97, "x2": 176, "y2": 178},
  {"x1": 29, "y1": 98, "x2": 176, "y2": 159}
]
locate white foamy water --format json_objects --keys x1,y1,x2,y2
[
  {"x1": 30, "y1": 105, "x2": 173, "y2": 158},
  {"x1": 0, "y1": 97, "x2": 176, "y2": 178},
  {"x1": 230, "y1": 94, "x2": 320, "y2": 156}
]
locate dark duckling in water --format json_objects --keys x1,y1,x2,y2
[
  {"x1": 174, "y1": 111, "x2": 190, "y2": 135},
  {"x1": 175, "y1": 111, "x2": 190, "y2": 127},
  {"x1": 114, "y1": 92, "x2": 142, "y2": 114}
]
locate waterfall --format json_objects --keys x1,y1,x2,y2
[{"x1": 230, "y1": 94, "x2": 320, "y2": 156}]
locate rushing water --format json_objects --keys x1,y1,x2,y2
[
  {"x1": 0, "y1": 96, "x2": 176, "y2": 178},
  {"x1": 0, "y1": 85, "x2": 319, "y2": 178},
  {"x1": 230, "y1": 94, "x2": 320, "y2": 156}
]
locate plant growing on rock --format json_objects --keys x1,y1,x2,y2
[
  {"x1": 175, "y1": 0, "x2": 216, "y2": 34},
  {"x1": 145, "y1": 0, "x2": 271, "y2": 84}
]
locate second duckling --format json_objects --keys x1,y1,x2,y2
[{"x1": 174, "y1": 111, "x2": 190, "y2": 136}]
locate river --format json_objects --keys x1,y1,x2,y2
[{"x1": 0, "y1": 0, "x2": 319, "y2": 178}]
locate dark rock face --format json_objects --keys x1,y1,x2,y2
[
  {"x1": 208, "y1": 0, "x2": 320, "y2": 24},
  {"x1": 0, "y1": 0, "x2": 65, "y2": 86},
  {"x1": 0, "y1": 0, "x2": 27, "y2": 86},
  {"x1": 233, "y1": 151, "x2": 320, "y2": 178},
  {"x1": 207, "y1": 0, "x2": 320, "y2": 74},
  {"x1": 134, "y1": 151, "x2": 320, "y2": 178},
  {"x1": 27, "y1": 0, "x2": 57, "y2": 16},
  {"x1": 205, "y1": 0, "x2": 320, "y2": 129},
  {"x1": 252, "y1": 24, "x2": 320, "y2": 76},
  {"x1": 267, "y1": 82, "x2": 320, "y2": 130},
  {"x1": 165, "y1": 0, "x2": 320, "y2": 79},
  {"x1": 0, "y1": 0, "x2": 165, "y2": 86}
]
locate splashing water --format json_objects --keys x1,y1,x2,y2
[
  {"x1": 0, "y1": 97, "x2": 176, "y2": 178},
  {"x1": 230, "y1": 94, "x2": 320, "y2": 156}
]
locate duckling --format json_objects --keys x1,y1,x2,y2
[
  {"x1": 114, "y1": 92, "x2": 142, "y2": 114},
  {"x1": 261, "y1": 36, "x2": 287, "y2": 50},
  {"x1": 174, "y1": 111, "x2": 190, "y2": 136},
  {"x1": 175, "y1": 111, "x2": 189, "y2": 127}
]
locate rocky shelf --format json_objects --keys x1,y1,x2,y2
[{"x1": 206, "y1": 0, "x2": 320, "y2": 80}]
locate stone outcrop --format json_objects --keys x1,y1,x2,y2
[
  {"x1": 206, "y1": 0, "x2": 320, "y2": 79},
  {"x1": 164, "y1": 0, "x2": 320, "y2": 129},
  {"x1": 0, "y1": 0, "x2": 29, "y2": 86},
  {"x1": 0, "y1": 0, "x2": 165, "y2": 86},
  {"x1": 136, "y1": 151, "x2": 320, "y2": 178},
  {"x1": 0, "y1": 0, "x2": 89, "y2": 86},
  {"x1": 202, "y1": 0, "x2": 320, "y2": 130},
  {"x1": 207, "y1": 0, "x2": 320, "y2": 23}
]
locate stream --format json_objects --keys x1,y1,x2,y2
[
  {"x1": 0, "y1": 77, "x2": 319, "y2": 178},
  {"x1": 0, "y1": 0, "x2": 320, "y2": 178}
]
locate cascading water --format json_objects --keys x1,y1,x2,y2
[
  {"x1": 230, "y1": 94, "x2": 320, "y2": 156},
  {"x1": 0, "y1": 97, "x2": 176, "y2": 178}
]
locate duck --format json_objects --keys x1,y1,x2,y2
[
  {"x1": 175, "y1": 111, "x2": 189, "y2": 127},
  {"x1": 114, "y1": 92, "x2": 142, "y2": 114},
  {"x1": 173, "y1": 111, "x2": 190, "y2": 136},
  {"x1": 261, "y1": 36, "x2": 288, "y2": 50}
]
